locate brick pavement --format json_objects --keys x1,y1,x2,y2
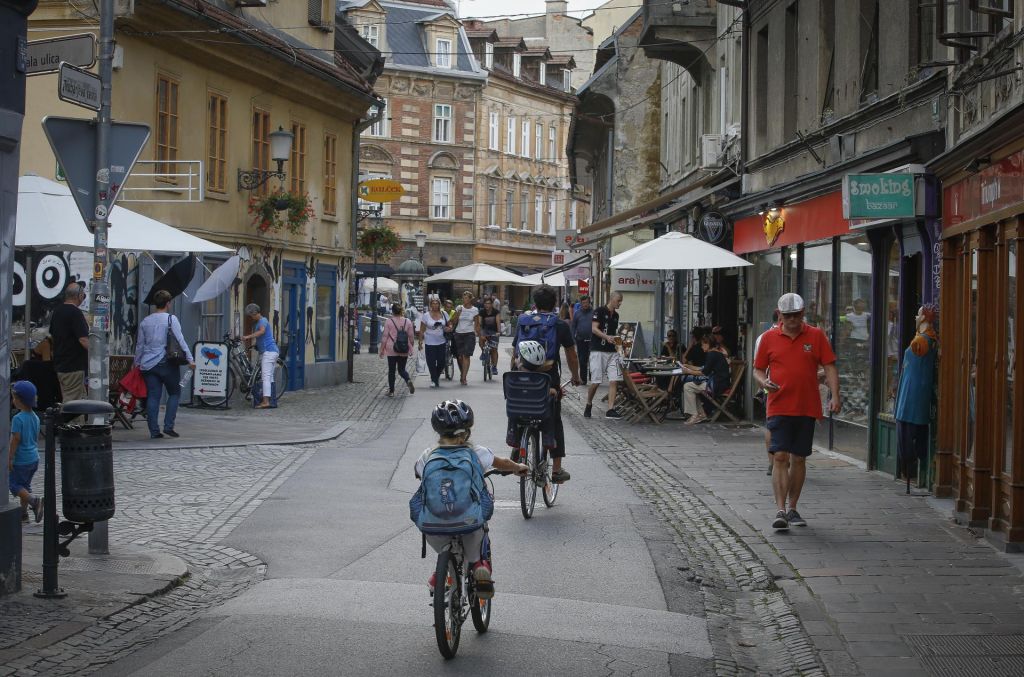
[
  {"x1": 567, "y1": 403, "x2": 1024, "y2": 677},
  {"x1": 0, "y1": 355, "x2": 397, "y2": 676}
]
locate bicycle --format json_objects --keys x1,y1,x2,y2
[
  {"x1": 502, "y1": 371, "x2": 562, "y2": 519},
  {"x1": 443, "y1": 333, "x2": 455, "y2": 381},
  {"x1": 195, "y1": 334, "x2": 289, "y2": 407},
  {"x1": 479, "y1": 335, "x2": 498, "y2": 382},
  {"x1": 429, "y1": 468, "x2": 506, "y2": 659}
]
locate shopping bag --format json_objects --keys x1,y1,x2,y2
[
  {"x1": 416, "y1": 349, "x2": 428, "y2": 375},
  {"x1": 119, "y1": 366, "x2": 148, "y2": 398}
]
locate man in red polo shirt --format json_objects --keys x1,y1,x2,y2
[{"x1": 754, "y1": 293, "x2": 841, "y2": 531}]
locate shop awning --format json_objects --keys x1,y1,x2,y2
[{"x1": 579, "y1": 176, "x2": 739, "y2": 247}]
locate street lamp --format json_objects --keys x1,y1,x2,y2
[
  {"x1": 415, "y1": 230, "x2": 427, "y2": 261},
  {"x1": 237, "y1": 126, "x2": 294, "y2": 190},
  {"x1": 369, "y1": 214, "x2": 384, "y2": 354}
]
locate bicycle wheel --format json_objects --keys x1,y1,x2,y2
[
  {"x1": 542, "y1": 448, "x2": 559, "y2": 507},
  {"x1": 444, "y1": 347, "x2": 454, "y2": 381},
  {"x1": 468, "y1": 536, "x2": 489, "y2": 630},
  {"x1": 482, "y1": 352, "x2": 491, "y2": 381},
  {"x1": 433, "y1": 549, "x2": 462, "y2": 659},
  {"x1": 519, "y1": 428, "x2": 538, "y2": 519},
  {"x1": 274, "y1": 358, "x2": 289, "y2": 400}
]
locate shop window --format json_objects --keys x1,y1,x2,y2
[
  {"x1": 881, "y1": 241, "x2": 900, "y2": 415},
  {"x1": 802, "y1": 241, "x2": 834, "y2": 448},
  {"x1": 315, "y1": 266, "x2": 337, "y2": 362},
  {"x1": 968, "y1": 248, "x2": 979, "y2": 461},
  {"x1": 1006, "y1": 239, "x2": 1017, "y2": 476},
  {"x1": 834, "y1": 235, "x2": 873, "y2": 462}
]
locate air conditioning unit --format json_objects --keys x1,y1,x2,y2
[{"x1": 700, "y1": 134, "x2": 723, "y2": 170}]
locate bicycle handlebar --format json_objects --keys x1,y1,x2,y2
[{"x1": 485, "y1": 469, "x2": 512, "y2": 477}]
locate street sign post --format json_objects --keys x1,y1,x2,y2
[
  {"x1": 41, "y1": 116, "x2": 150, "y2": 231},
  {"x1": 26, "y1": 34, "x2": 95, "y2": 75},
  {"x1": 57, "y1": 62, "x2": 101, "y2": 111}
]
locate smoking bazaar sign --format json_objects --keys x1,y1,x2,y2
[{"x1": 842, "y1": 173, "x2": 916, "y2": 219}]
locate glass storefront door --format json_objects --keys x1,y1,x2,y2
[
  {"x1": 802, "y1": 241, "x2": 834, "y2": 450},
  {"x1": 833, "y1": 235, "x2": 873, "y2": 462}
]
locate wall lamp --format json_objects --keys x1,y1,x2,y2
[
  {"x1": 759, "y1": 201, "x2": 784, "y2": 217},
  {"x1": 238, "y1": 126, "x2": 294, "y2": 191},
  {"x1": 964, "y1": 156, "x2": 991, "y2": 174}
]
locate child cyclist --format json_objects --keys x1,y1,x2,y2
[{"x1": 413, "y1": 400, "x2": 527, "y2": 599}]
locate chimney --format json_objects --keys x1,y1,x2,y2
[{"x1": 546, "y1": 0, "x2": 568, "y2": 15}]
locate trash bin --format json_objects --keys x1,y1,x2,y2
[{"x1": 59, "y1": 400, "x2": 115, "y2": 524}]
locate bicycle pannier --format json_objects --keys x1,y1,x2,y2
[{"x1": 410, "y1": 446, "x2": 493, "y2": 535}]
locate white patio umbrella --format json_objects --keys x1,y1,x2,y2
[
  {"x1": 520, "y1": 271, "x2": 580, "y2": 287},
  {"x1": 424, "y1": 262, "x2": 531, "y2": 285},
  {"x1": 192, "y1": 255, "x2": 241, "y2": 304},
  {"x1": 362, "y1": 276, "x2": 399, "y2": 294},
  {"x1": 609, "y1": 231, "x2": 752, "y2": 270}
]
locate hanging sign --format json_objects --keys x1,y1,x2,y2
[
  {"x1": 842, "y1": 173, "x2": 917, "y2": 220},
  {"x1": 193, "y1": 341, "x2": 229, "y2": 399},
  {"x1": 358, "y1": 178, "x2": 405, "y2": 203},
  {"x1": 697, "y1": 211, "x2": 728, "y2": 244}
]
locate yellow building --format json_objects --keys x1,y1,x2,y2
[{"x1": 20, "y1": 0, "x2": 379, "y2": 390}]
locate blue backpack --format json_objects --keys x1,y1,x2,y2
[
  {"x1": 410, "y1": 446, "x2": 493, "y2": 535},
  {"x1": 515, "y1": 312, "x2": 560, "y2": 363}
]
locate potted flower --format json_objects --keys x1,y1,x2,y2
[
  {"x1": 249, "y1": 190, "x2": 315, "y2": 235},
  {"x1": 357, "y1": 223, "x2": 401, "y2": 260}
]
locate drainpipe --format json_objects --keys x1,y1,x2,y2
[{"x1": 347, "y1": 99, "x2": 385, "y2": 383}]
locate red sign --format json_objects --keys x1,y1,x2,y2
[
  {"x1": 943, "y1": 150, "x2": 1024, "y2": 229},
  {"x1": 733, "y1": 191, "x2": 850, "y2": 254},
  {"x1": 577, "y1": 279, "x2": 589, "y2": 295}
]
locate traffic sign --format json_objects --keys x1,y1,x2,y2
[
  {"x1": 57, "y1": 62, "x2": 101, "y2": 111},
  {"x1": 27, "y1": 34, "x2": 95, "y2": 75},
  {"x1": 42, "y1": 116, "x2": 151, "y2": 231}
]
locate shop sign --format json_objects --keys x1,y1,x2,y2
[
  {"x1": 357, "y1": 178, "x2": 405, "y2": 203},
  {"x1": 577, "y1": 279, "x2": 589, "y2": 295},
  {"x1": 551, "y1": 250, "x2": 569, "y2": 266},
  {"x1": 943, "y1": 150, "x2": 1024, "y2": 228},
  {"x1": 698, "y1": 211, "x2": 728, "y2": 244},
  {"x1": 193, "y1": 341, "x2": 229, "y2": 399},
  {"x1": 842, "y1": 173, "x2": 916, "y2": 219},
  {"x1": 613, "y1": 269, "x2": 658, "y2": 292},
  {"x1": 555, "y1": 229, "x2": 586, "y2": 249}
]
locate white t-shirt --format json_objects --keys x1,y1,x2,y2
[
  {"x1": 454, "y1": 304, "x2": 479, "y2": 334},
  {"x1": 415, "y1": 443, "x2": 495, "y2": 478},
  {"x1": 419, "y1": 312, "x2": 448, "y2": 346},
  {"x1": 847, "y1": 311, "x2": 869, "y2": 341}
]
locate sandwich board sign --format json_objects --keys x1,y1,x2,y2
[
  {"x1": 42, "y1": 116, "x2": 151, "y2": 231},
  {"x1": 193, "y1": 341, "x2": 230, "y2": 401}
]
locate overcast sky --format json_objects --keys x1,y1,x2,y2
[{"x1": 454, "y1": 0, "x2": 608, "y2": 21}]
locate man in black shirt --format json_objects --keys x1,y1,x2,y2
[
  {"x1": 585, "y1": 291, "x2": 623, "y2": 419},
  {"x1": 49, "y1": 282, "x2": 90, "y2": 407},
  {"x1": 511, "y1": 286, "x2": 581, "y2": 482}
]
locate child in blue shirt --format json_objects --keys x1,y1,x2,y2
[{"x1": 9, "y1": 381, "x2": 42, "y2": 523}]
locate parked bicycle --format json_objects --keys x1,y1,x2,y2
[
  {"x1": 194, "y1": 334, "x2": 289, "y2": 407},
  {"x1": 503, "y1": 371, "x2": 561, "y2": 518},
  {"x1": 430, "y1": 468, "x2": 505, "y2": 659}
]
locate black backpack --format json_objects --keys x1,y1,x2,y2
[{"x1": 391, "y1": 318, "x2": 410, "y2": 353}]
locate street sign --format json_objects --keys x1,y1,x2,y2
[
  {"x1": 57, "y1": 62, "x2": 101, "y2": 111},
  {"x1": 193, "y1": 342, "x2": 229, "y2": 399},
  {"x1": 842, "y1": 173, "x2": 917, "y2": 220},
  {"x1": 27, "y1": 34, "x2": 96, "y2": 75},
  {"x1": 551, "y1": 250, "x2": 570, "y2": 266},
  {"x1": 42, "y1": 116, "x2": 151, "y2": 231},
  {"x1": 358, "y1": 178, "x2": 405, "y2": 202}
]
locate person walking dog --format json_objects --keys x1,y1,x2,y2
[{"x1": 753, "y1": 293, "x2": 840, "y2": 531}]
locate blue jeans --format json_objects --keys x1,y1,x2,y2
[{"x1": 142, "y1": 361, "x2": 182, "y2": 435}]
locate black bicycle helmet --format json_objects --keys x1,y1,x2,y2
[{"x1": 431, "y1": 400, "x2": 475, "y2": 435}]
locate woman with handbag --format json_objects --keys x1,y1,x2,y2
[{"x1": 133, "y1": 290, "x2": 194, "y2": 439}]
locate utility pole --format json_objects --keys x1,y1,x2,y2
[{"x1": 87, "y1": 0, "x2": 114, "y2": 554}]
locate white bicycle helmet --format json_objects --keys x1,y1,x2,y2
[{"x1": 518, "y1": 340, "x2": 546, "y2": 368}]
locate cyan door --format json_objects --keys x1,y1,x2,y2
[{"x1": 282, "y1": 262, "x2": 306, "y2": 391}]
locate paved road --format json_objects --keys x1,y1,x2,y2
[{"x1": 99, "y1": 363, "x2": 715, "y2": 676}]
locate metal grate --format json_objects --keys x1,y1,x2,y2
[
  {"x1": 905, "y1": 635, "x2": 1024, "y2": 676},
  {"x1": 59, "y1": 557, "x2": 164, "y2": 575}
]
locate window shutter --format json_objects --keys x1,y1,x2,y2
[{"x1": 308, "y1": 0, "x2": 323, "y2": 26}]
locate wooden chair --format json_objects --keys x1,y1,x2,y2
[
  {"x1": 109, "y1": 355, "x2": 141, "y2": 429},
  {"x1": 619, "y1": 371, "x2": 668, "y2": 424},
  {"x1": 698, "y1": 361, "x2": 746, "y2": 423}
]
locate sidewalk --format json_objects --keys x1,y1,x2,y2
[{"x1": 581, "y1": 411, "x2": 1024, "y2": 676}]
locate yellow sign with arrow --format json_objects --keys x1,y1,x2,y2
[{"x1": 358, "y1": 178, "x2": 405, "y2": 203}]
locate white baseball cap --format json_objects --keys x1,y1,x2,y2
[{"x1": 777, "y1": 293, "x2": 805, "y2": 313}]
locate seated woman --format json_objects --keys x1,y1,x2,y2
[
  {"x1": 680, "y1": 326, "x2": 708, "y2": 386},
  {"x1": 656, "y1": 330, "x2": 683, "y2": 396},
  {"x1": 681, "y1": 334, "x2": 730, "y2": 424}
]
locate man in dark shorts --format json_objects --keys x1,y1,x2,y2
[
  {"x1": 49, "y1": 281, "x2": 90, "y2": 406},
  {"x1": 754, "y1": 293, "x2": 841, "y2": 531},
  {"x1": 510, "y1": 285, "x2": 581, "y2": 482}
]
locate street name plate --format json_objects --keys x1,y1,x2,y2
[
  {"x1": 27, "y1": 34, "x2": 96, "y2": 75},
  {"x1": 58, "y1": 62, "x2": 101, "y2": 111}
]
